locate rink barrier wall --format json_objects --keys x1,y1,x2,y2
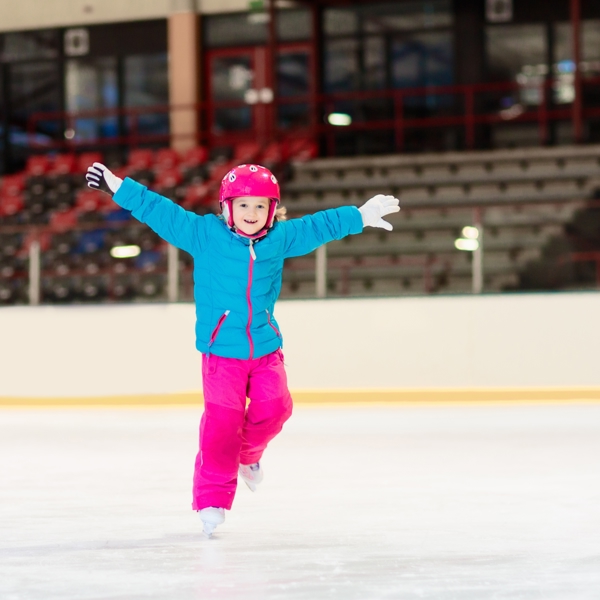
[
  {"x1": 1, "y1": 388, "x2": 600, "y2": 407},
  {"x1": 2, "y1": 293, "x2": 600, "y2": 404}
]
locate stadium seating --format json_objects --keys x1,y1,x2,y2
[
  {"x1": 277, "y1": 145, "x2": 600, "y2": 298},
  {"x1": 2, "y1": 142, "x2": 600, "y2": 304}
]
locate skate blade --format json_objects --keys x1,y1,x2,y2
[{"x1": 242, "y1": 479, "x2": 257, "y2": 492}]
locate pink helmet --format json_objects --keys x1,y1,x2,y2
[{"x1": 219, "y1": 164, "x2": 280, "y2": 239}]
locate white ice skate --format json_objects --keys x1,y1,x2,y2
[
  {"x1": 199, "y1": 507, "x2": 225, "y2": 538},
  {"x1": 239, "y1": 462, "x2": 263, "y2": 492}
]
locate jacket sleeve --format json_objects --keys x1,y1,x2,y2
[
  {"x1": 280, "y1": 206, "x2": 364, "y2": 259},
  {"x1": 112, "y1": 177, "x2": 206, "y2": 255}
]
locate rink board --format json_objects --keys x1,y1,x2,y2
[{"x1": 2, "y1": 387, "x2": 600, "y2": 406}]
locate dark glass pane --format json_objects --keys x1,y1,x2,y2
[
  {"x1": 324, "y1": 39, "x2": 360, "y2": 93},
  {"x1": 6, "y1": 61, "x2": 59, "y2": 171},
  {"x1": 324, "y1": 9, "x2": 359, "y2": 36},
  {"x1": 392, "y1": 32, "x2": 454, "y2": 88},
  {"x1": 211, "y1": 56, "x2": 253, "y2": 101},
  {"x1": 364, "y1": 36, "x2": 387, "y2": 90},
  {"x1": 1, "y1": 30, "x2": 59, "y2": 62},
  {"x1": 278, "y1": 52, "x2": 310, "y2": 98},
  {"x1": 324, "y1": 1, "x2": 452, "y2": 37},
  {"x1": 486, "y1": 24, "x2": 547, "y2": 106},
  {"x1": 362, "y1": 1, "x2": 452, "y2": 33},
  {"x1": 124, "y1": 53, "x2": 169, "y2": 138},
  {"x1": 204, "y1": 13, "x2": 268, "y2": 48},
  {"x1": 277, "y1": 51, "x2": 310, "y2": 129},
  {"x1": 0, "y1": 66, "x2": 5, "y2": 175},
  {"x1": 65, "y1": 57, "x2": 118, "y2": 142},
  {"x1": 554, "y1": 20, "x2": 600, "y2": 106},
  {"x1": 210, "y1": 55, "x2": 252, "y2": 133},
  {"x1": 277, "y1": 9, "x2": 312, "y2": 42},
  {"x1": 9, "y1": 61, "x2": 60, "y2": 135},
  {"x1": 554, "y1": 20, "x2": 600, "y2": 69}
]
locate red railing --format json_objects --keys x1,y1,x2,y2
[{"x1": 26, "y1": 76, "x2": 600, "y2": 156}]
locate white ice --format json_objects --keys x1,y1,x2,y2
[{"x1": 1, "y1": 403, "x2": 600, "y2": 600}]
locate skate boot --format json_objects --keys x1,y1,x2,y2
[
  {"x1": 198, "y1": 507, "x2": 225, "y2": 538},
  {"x1": 239, "y1": 462, "x2": 263, "y2": 492}
]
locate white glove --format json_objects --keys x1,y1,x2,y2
[
  {"x1": 358, "y1": 194, "x2": 400, "y2": 231},
  {"x1": 85, "y1": 162, "x2": 123, "y2": 197}
]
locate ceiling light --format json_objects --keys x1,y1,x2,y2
[
  {"x1": 110, "y1": 245, "x2": 141, "y2": 259},
  {"x1": 327, "y1": 113, "x2": 352, "y2": 126},
  {"x1": 455, "y1": 238, "x2": 479, "y2": 251}
]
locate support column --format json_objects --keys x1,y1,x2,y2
[
  {"x1": 267, "y1": 0, "x2": 278, "y2": 143},
  {"x1": 168, "y1": 0, "x2": 201, "y2": 154},
  {"x1": 453, "y1": 0, "x2": 486, "y2": 149},
  {"x1": 472, "y1": 208, "x2": 483, "y2": 295},
  {"x1": 571, "y1": 0, "x2": 583, "y2": 143},
  {"x1": 316, "y1": 245, "x2": 327, "y2": 298},
  {"x1": 29, "y1": 239, "x2": 41, "y2": 306}
]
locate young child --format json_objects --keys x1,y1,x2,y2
[{"x1": 86, "y1": 161, "x2": 399, "y2": 537}]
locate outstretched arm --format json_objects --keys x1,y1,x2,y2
[
  {"x1": 281, "y1": 195, "x2": 400, "y2": 259},
  {"x1": 86, "y1": 163, "x2": 205, "y2": 255}
]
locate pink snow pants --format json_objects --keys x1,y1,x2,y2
[{"x1": 192, "y1": 349, "x2": 293, "y2": 511}]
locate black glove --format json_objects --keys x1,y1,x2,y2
[{"x1": 85, "y1": 163, "x2": 123, "y2": 197}]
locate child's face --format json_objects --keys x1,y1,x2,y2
[{"x1": 232, "y1": 196, "x2": 270, "y2": 235}]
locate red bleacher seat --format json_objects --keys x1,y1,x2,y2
[
  {"x1": 50, "y1": 209, "x2": 78, "y2": 232},
  {"x1": 181, "y1": 146, "x2": 208, "y2": 167},
  {"x1": 262, "y1": 141, "x2": 288, "y2": 165},
  {"x1": 77, "y1": 152, "x2": 103, "y2": 173},
  {"x1": 26, "y1": 155, "x2": 52, "y2": 177},
  {"x1": 112, "y1": 166, "x2": 131, "y2": 181},
  {"x1": 128, "y1": 149, "x2": 154, "y2": 170},
  {"x1": 75, "y1": 189, "x2": 106, "y2": 213},
  {"x1": 207, "y1": 162, "x2": 232, "y2": 184},
  {"x1": 234, "y1": 141, "x2": 261, "y2": 164},
  {"x1": 155, "y1": 148, "x2": 180, "y2": 171},
  {"x1": 183, "y1": 183, "x2": 212, "y2": 208},
  {"x1": 0, "y1": 194, "x2": 25, "y2": 217},
  {"x1": 1, "y1": 174, "x2": 25, "y2": 196},
  {"x1": 287, "y1": 137, "x2": 318, "y2": 161},
  {"x1": 50, "y1": 154, "x2": 77, "y2": 176},
  {"x1": 155, "y1": 168, "x2": 183, "y2": 189},
  {"x1": 22, "y1": 231, "x2": 52, "y2": 253}
]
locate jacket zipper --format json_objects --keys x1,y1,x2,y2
[
  {"x1": 246, "y1": 241, "x2": 255, "y2": 359},
  {"x1": 208, "y1": 310, "x2": 230, "y2": 349},
  {"x1": 266, "y1": 309, "x2": 281, "y2": 338}
]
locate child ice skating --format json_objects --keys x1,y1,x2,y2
[{"x1": 86, "y1": 160, "x2": 399, "y2": 537}]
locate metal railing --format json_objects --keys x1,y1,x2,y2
[{"x1": 25, "y1": 76, "x2": 600, "y2": 155}]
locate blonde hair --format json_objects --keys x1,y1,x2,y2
[{"x1": 275, "y1": 205, "x2": 287, "y2": 221}]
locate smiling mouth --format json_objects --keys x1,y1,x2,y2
[{"x1": 244, "y1": 219, "x2": 258, "y2": 224}]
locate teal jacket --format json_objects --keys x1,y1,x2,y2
[{"x1": 113, "y1": 177, "x2": 364, "y2": 359}]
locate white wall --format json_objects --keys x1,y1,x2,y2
[
  {"x1": 1, "y1": 293, "x2": 600, "y2": 398},
  {"x1": 0, "y1": 0, "x2": 248, "y2": 32}
]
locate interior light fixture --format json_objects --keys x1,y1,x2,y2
[
  {"x1": 461, "y1": 226, "x2": 480, "y2": 240},
  {"x1": 454, "y1": 238, "x2": 480, "y2": 252},
  {"x1": 327, "y1": 113, "x2": 352, "y2": 126},
  {"x1": 110, "y1": 245, "x2": 141, "y2": 259}
]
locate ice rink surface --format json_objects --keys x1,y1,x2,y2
[{"x1": 1, "y1": 402, "x2": 599, "y2": 600}]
